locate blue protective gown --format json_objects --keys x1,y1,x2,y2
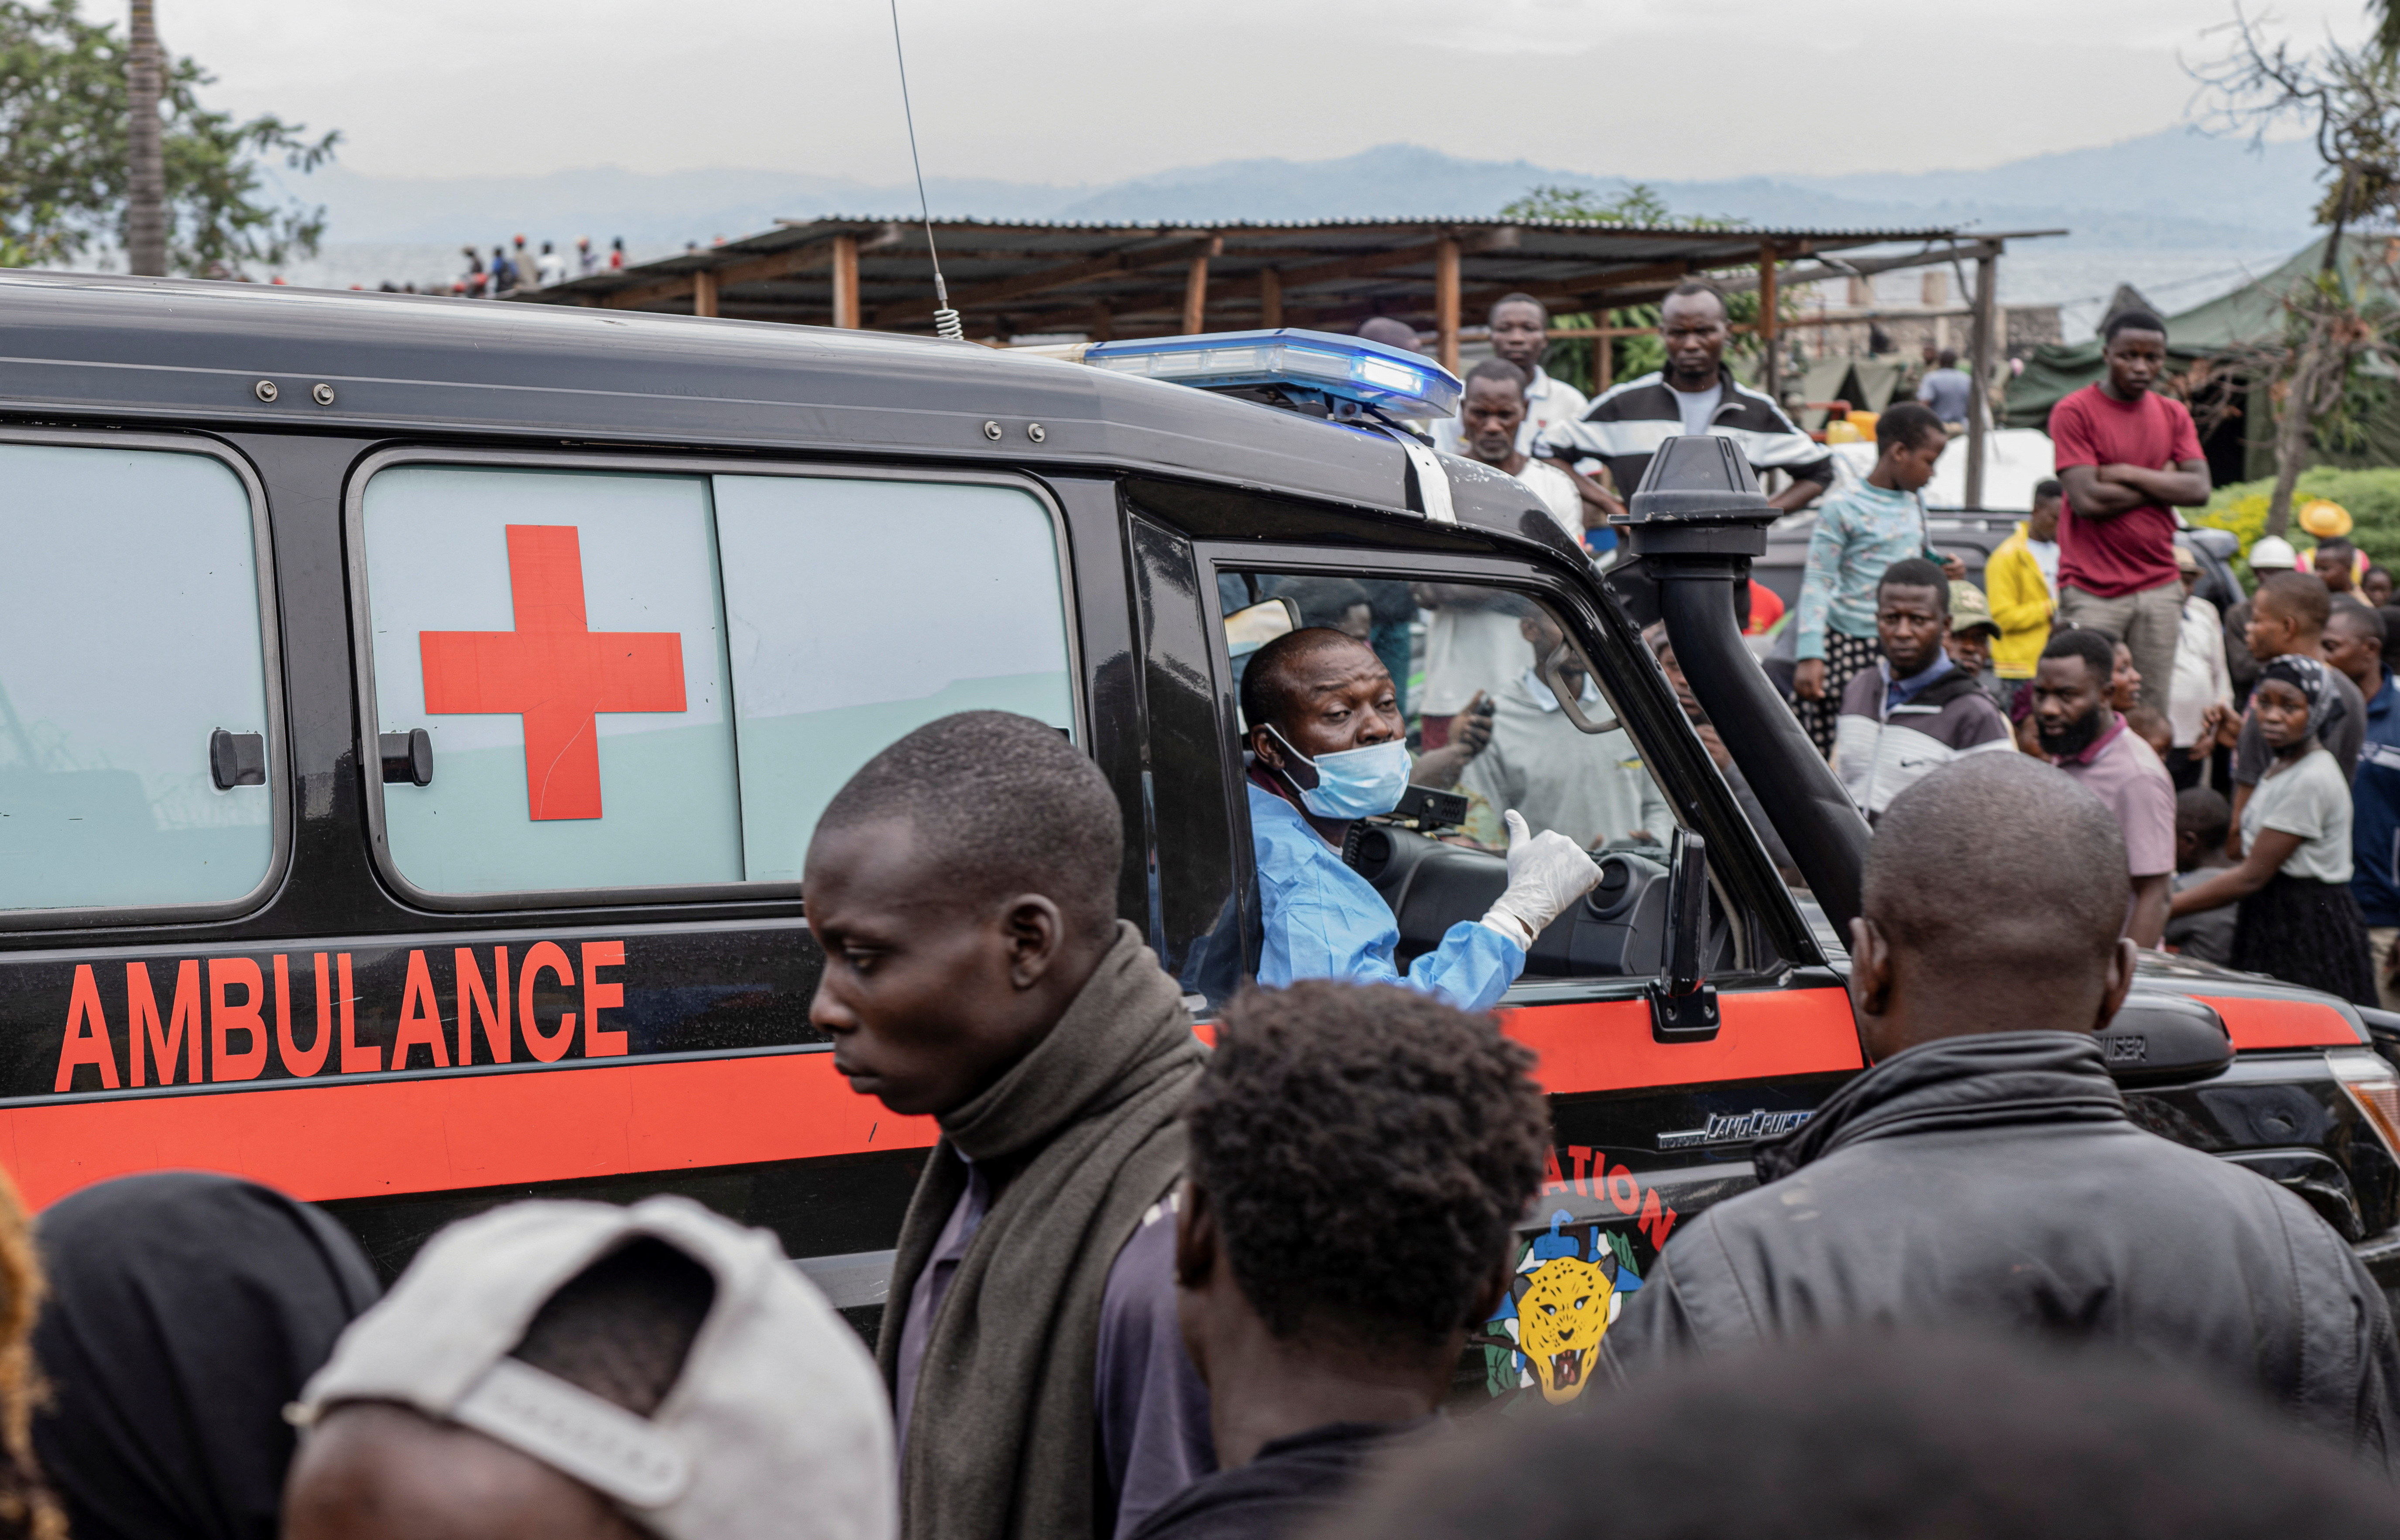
[{"x1": 1248, "y1": 782, "x2": 1525, "y2": 1012}]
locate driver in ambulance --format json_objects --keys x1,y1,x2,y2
[{"x1": 1243, "y1": 626, "x2": 1605, "y2": 1012}]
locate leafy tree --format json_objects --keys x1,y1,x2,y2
[
  {"x1": 1505, "y1": 182, "x2": 1681, "y2": 227},
  {"x1": 0, "y1": 0, "x2": 338, "y2": 274}
]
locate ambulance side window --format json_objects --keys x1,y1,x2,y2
[
  {"x1": 362, "y1": 466, "x2": 744, "y2": 897},
  {"x1": 0, "y1": 442, "x2": 276, "y2": 913},
  {"x1": 359, "y1": 464, "x2": 1073, "y2": 900},
  {"x1": 711, "y1": 475, "x2": 1074, "y2": 883}
]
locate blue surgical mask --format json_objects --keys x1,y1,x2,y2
[{"x1": 1267, "y1": 726, "x2": 1412, "y2": 820}]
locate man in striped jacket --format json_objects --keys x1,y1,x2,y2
[
  {"x1": 1834, "y1": 558, "x2": 2014, "y2": 820},
  {"x1": 1535, "y1": 278, "x2": 1831, "y2": 623},
  {"x1": 1535, "y1": 278, "x2": 1832, "y2": 516}
]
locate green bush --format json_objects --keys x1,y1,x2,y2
[{"x1": 2198, "y1": 467, "x2": 2400, "y2": 577}]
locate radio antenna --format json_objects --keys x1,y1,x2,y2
[{"x1": 888, "y1": 0, "x2": 962, "y2": 341}]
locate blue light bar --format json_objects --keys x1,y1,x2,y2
[{"x1": 1081, "y1": 328, "x2": 1462, "y2": 420}]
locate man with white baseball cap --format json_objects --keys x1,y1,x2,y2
[{"x1": 283, "y1": 1195, "x2": 895, "y2": 1540}]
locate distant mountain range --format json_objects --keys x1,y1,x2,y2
[{"x1": 292, "y1": 128, "x2": 2324, "y2": 255}]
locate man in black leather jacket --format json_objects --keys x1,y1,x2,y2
[{"x1": 1605, "y1": 753, "x2": 2400, "y2": 1464}]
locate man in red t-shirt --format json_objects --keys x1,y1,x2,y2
[{"x1": 2049, "y1": 309, "x2": 2211, "y2": 712}]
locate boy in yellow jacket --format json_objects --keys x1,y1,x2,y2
[{"x1": 1985, "y1": 480, "x2": 2062, "y2": 686}]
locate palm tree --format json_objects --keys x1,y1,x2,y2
[{"x1": 125, "y1": 0, "x2": 165, "y2": 277}]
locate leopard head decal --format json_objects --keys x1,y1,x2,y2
[{"x1": 1512, "y1": 1250, "x2": 1619, "y2": 1404}]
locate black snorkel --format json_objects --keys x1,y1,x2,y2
[{"x1": 1619, "y1": 436, "x2": 1871, "y2": 943}]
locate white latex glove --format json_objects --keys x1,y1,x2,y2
[{"x1": 1481, "y1": 809, "x2": 1603, "y2": 949}]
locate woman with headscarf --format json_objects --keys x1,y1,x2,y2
[
  {"x1": 31, "y1": 1173, "x2": 379, "y2": 1540},
  {"x1": 2169, "y1": 655, "x2": 2376, "y2": 1003}
]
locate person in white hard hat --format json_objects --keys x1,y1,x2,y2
[{"x1": 2248, "y1": 534, "x2": 2302, "y2": 575}]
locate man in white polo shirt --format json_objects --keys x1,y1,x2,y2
[{"x1": 1433, "y1": 293, "x2": 1587, "y2": 460}]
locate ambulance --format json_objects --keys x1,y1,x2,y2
[{"x1": 0, "y1": 273, "x2": 2393, "y2": 1407}]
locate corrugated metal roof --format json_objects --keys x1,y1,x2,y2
[{"x1": 509, "y1": 214, "x2": 2048, "y2": 338}]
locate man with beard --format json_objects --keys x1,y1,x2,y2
[{"x1": 2033, "y1": 628, "x2": 2174, "y2": 947}]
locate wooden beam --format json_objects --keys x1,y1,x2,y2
[
  {"x1": 1759, "y1": 241, "x2": 1780, "y2": 404},
  {"x1": 1183, "y1": 252, "x2": 1210, "y2": 335},
  {"x1": 830, "y1": 235, "x2": 861, "y2": 328},
  {"x1": 692, "y1": 268, "x2": 718, "y2": 318},
  {"x1": 714, "y1": 244, "x2": 829, "y2": 290},
  {"x1": 1269, "y1": 226, "x2": 1520, "y2": 295},
  {"x1": 1714, "y1": 237, "x2": 2012, "y2": 296},
  {"x1": 1966, "y1": 247, "x2": 2000, "y2": 508},
  {"x1": 874, "y1": 235, "x2": 1219, "y2": 327},
  {"x1": 1259, "y1": 268, "x2": 1282, "y2": 329},
  {"x1": 708, "y1": 224, "x2": 904, "y2": 294},
  {"x1": 601, "y1": 272, "x2": 699, "y2": 310},
  {"x1": 1274, "y1": 240, "x2": 1443, "y2": 292},
  {"x1": 1435, "y1": 236, "x2": 1461, "y2": 374}
]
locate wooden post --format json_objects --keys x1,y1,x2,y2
[
  {"x1": 1089, "y1": 304, "x2": 1114, "y2": 342},
  {"x1": 1259, "y1": 268, "x2": 1282, "y2": 329},
  {"x1": 1435, "y1": 236, "x2": 1461, "y2": 375},
  {"x1": 830, "y1": 235, "x2": 861, "y2": 328},
  {"x1": 693, "y1": 268, "x2": 719, "y2": 319},
  {"x1": 1965, "y1": 247, "x2": 2000, "y2": 509},
  {"x1": 1182, "y1": 255, "x2": 1210, "y2": 335},
  {"x1": 1758, "y1": 242, "x2": 1781, "y2": 406}
]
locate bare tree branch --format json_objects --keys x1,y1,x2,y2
[{"x1": 2190, "y1": 6, "x2": 2400, "y2": 530}]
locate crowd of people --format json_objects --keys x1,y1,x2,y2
[
  {"x1": 0, "y1": 723, "x2": 2389, "y2": 1540},
  {"x1": 9, "y1": 275, "x2": 2396, "y2": 1540},
  {"x1": 1770, "y1": 303, "x2": 2400, "y2": 1005},
  {"x1": 367, "y1": 235, "x2": 630, "y2": 298},
  {"x1": 1399, "y1": 280, "x2": 2396, "y2": 1008}
]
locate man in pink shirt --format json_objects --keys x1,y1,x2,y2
[
  {"x1": 2050, "y1": 310, "x2": 2211, "y2": 715},
  {"x1": 2033, "y1": 628, "x2": 2177, "y2": 946}
]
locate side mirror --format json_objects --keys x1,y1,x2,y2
[
  {"x1": 1224, "y1": 598, "x2": 1300, "y2": 657},
  {"x1": 1649, "y1": 826, "x2": 1721, "y2": 1043},
  {"x1": 1535, "y1": 640, "x2": 1621, "y2": 735}
]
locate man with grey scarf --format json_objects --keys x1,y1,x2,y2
[{"x1": 806, "y1": 712, "x2": 1212, "y2": 1540}]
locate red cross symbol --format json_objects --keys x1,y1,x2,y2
[{"x1": 419, "y1": 524, "x2": 686, "y2": 821}]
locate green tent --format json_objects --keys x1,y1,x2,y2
[
  {"x1": 1788, "y1": 356, "x2": 1918, "y2": 431},
  {"x1": 2001, "y1": 234, "x2": 2400, "y2": 478}
]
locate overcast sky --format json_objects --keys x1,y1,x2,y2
[{"x1": 172, "y1": 0, "x2": 2362, "y2": 187}]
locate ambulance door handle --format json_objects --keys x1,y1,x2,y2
[
  {"x1": 208, "y1": 729, "x2": 266, "y2": 790},
  {"x1": 379, "y1": 729, "x2": 433, "y2": 787}
]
